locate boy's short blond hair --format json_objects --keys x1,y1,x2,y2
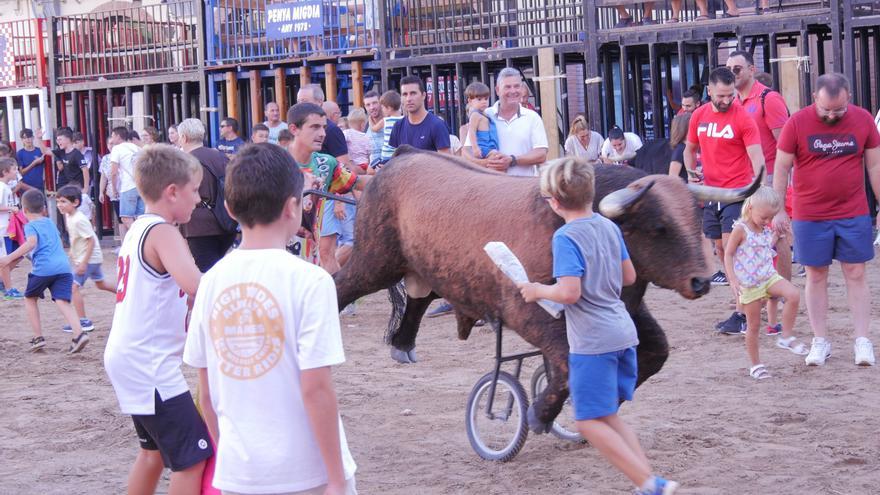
[
  {"x1": 135, "y1": 144, "x2": 202, "y2": 202},
  {"x1": 347, "y1": 108, "x2": 367, "y2": 129},
  {"x1": 540, "y1": 158, "x2": 595, "y2": 210}
]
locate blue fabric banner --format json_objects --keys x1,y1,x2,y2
[{"x1": 266, "y1": 0, "x2": 324, "y2": 39}]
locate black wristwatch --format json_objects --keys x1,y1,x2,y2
[{"x1": 509, "y1": 155, "x2": 518, "y2": 167}]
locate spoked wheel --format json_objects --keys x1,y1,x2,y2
[
  {"x1": 465, "y1": 371, "x2": 529, "y2": 461},
  {"x1": 530, "y1": 364, "x2": 584, "y2": 443}
]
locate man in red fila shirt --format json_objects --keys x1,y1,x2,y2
[{"x1": 684, "y1": 66, "x2": 765, "y2": 334}]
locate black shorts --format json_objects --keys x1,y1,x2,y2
[
  {"x1": 702, "y1": 201, "x2": 744, "y2": 240},
  {"x1": 131, "y1": 391, "x2": 213, "y2": 471}
]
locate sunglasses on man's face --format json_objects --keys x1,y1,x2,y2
[{"x1": 727, "y1": 65, "x2": 746, "y2": 76}]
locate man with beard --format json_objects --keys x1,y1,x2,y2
[
  {"x1": 772, "y1": 73, "x2": 880, "y2": 367},
  {"x1": 364, "y1": 90, "x2": 385, "y2": 167},
  {"x1": 726, "y1": 50, "x2": 793, "y2": 337},
  {"x1": 684, "y1": 66, "x2": 764, "y2": 334}
]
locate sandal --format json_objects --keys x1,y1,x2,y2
[
  {"x1": 749, "y1": 364, "x2": 771, "y2": 380},
  {"x1": 694, "y1": 14, "x2": 711, "y2": 21},
  {"x1": 722, "y1": 12, "x2": 740, "y2": 18},
  {"x1": 777, "y1": 336, "x2": 809, "y2": 355}
]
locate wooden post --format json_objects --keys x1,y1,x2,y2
[
  {"x1": 275, "y1": 67, "x2": 288, "y2": 114},
  {"x1": 250, "y1": 70, "x2": 263, "y2": 126},
  {"x1": 325, "y1": 63, "x2": 337, "y2": 102},
  {"x1": 352, "y1": 61, "x2": 364, "y2": 108},
  {"x1": 299, "y1": 65, "x2": 311, "y2": 91},
  {"x1": 225, "y1": 71, "x2": 239, "y2": 121},
  {"x1": 537, "y1": 47, "x2": 559, "y2": 160},
  {"x1": 182, "y1": 81, "x2": 191, "y2": 120}
]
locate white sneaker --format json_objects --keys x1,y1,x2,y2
[
  {"x1": 854, "y1": 337, "x2": 875, "y2": 366},
  {"x1": 805, "y1": 338, "x2": 832, "y2": 366}
]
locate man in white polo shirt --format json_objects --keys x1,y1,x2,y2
[{"x1": 464, "y1": 68, "x2": 548, "y2": 175}]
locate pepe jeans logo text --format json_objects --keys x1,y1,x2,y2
[{"x1": 808, "y1": 134, "x2": 858, "y2": 156}]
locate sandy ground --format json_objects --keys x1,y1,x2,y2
[{"x1": 1, "y1": 251, "x2": 879, "y2": 495}]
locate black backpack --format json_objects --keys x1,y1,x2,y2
[
  {"x1": 199, "y1": 164, "x2": 238, "y2": 234},
  {"x1": 760, "y1": 88, "x2": 790, "y2": 117}
]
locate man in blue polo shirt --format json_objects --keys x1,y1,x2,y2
[
  {"x1": 389, "y1": 75, "x2": 451, "y2": 154},
  {"x1": 389, "y1": 75, "x2": 453, "y2": 318}
]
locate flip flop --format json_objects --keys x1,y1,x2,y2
[
  {"x1": 694, "y1": 15, "x2": 711, "y2": 21},
  {"x1": 722, "y1": 12, "x2": 740, "y2": 18}
]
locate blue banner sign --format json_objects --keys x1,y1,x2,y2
[{"x1": 266, "y1": 0, "x2": 323, "y2": 39}]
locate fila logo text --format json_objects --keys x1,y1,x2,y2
[{"x1": 697, "y1": 123, "x2": 735, "y2": 139}]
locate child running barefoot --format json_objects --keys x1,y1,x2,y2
[
  {"x1": 56, "y1": 185, "x2": 116, "y2": 332},
  {"x1": 724, "y1": 186, "x2": 806, "y2": 380},
  {"x1": 517, "y1": 158, "x2": 678, "y2": 495}
]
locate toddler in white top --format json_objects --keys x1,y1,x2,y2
[{"x1": 724, "y1": 186, "x2": 806, "y2": 380}]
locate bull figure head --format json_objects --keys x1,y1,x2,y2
[{"x1": 598, "y1": 169, "x2": 763, "y2": 299}]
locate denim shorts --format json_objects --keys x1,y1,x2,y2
[
  {"x1": 73, "y1": 263, "x2": 105, "y2": 287},
  {"x1": 119, "y1": 188, "x2": 145, "y2": 218},
  {"x1": 25, "y1": 272, "x2": 73, "y2": 301},
  {"x1": 320, "y1": 200, "x2": 356, "y2": 245},
  {"x1": 792, "y1": 215, "x2": 874, "y2": 267},
  {"x1": 569, "y1": 347, "x2": 638, "y2": 421}
]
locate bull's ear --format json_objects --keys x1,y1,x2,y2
[{"x1": 598, "y1": 180, "x2": 655, "y2": 219}]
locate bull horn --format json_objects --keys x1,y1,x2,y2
[
  {"x1": 687, "y1": 166, "x2": 765, "y2": 203},
  {"x1": 598, "y1": 180, "x2": 656, "y2": 219}
]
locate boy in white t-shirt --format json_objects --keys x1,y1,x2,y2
[
  {"x1": 104, "y1": 145, "x2": 211, "y2": 494},
  {"x1": 0, "y1": 158, "x2": 23, "y2": 298},
  {"x1": 183, "y1": 143, "x2": 357, "y2": 495},
  {"x1": 56, "y1": 185, "x2": 115, "y2": 332}
]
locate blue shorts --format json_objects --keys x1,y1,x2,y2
[
  {"x1": 792, "y1": 215, "x2": 874, "y2": 267},
  {"x1": 119, "y1": 188, "x2": 145, "y2": 218},
  {"x1": 320, "y1": 200, "x2": 356, "y2": 245},
  {"x1": 25, "y1": 272, "x2": 73, "y2": 301},
  {"x1": 73, "y1": 263, "x2": 105, "y2": 287},
  {"x1": 569, "y1": 347, "x2": 638, "y2": 421}
]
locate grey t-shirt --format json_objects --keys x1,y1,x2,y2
[{"x1": 552, "y1": 214, "x2": 638, "y2": 354}]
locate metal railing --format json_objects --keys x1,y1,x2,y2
[
  {"x1": 54, "y1": 0, "x2": 199, "y2": 84},
  {"x1": 206, "y1": 0, "x2": 378, "y2": 65},
  {"x1": 594, "y1": 0, "x2": 830, "y2": 30},
  {"x1": 0, "y1": 19, "x2": 48, "y2": 89},
  {"x1": 386, "y1": 0, "x2": 585, "y2": 56}
]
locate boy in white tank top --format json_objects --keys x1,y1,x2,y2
[
  {"x1": 104, "y1": 144, "x2": 212, "y2": 494},
  {"x1": 184, "y1": 144, "x2": 357, "y2": 494}
]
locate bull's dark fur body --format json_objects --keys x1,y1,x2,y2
[{"x1": 334, "y1": 146, "x2": 709, "y2": 427}]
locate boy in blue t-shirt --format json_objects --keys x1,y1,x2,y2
[
  {"x1": 0, "y1": 189, "x2": 88, "y2": 353},
  {"x1": 517, "y1": 159, "x2": 678, "y2": 495},
  {"x1": 16, "y1": 128, "x2": 48, "y2": 191}
]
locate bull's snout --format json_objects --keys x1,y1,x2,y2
[{"x1": 690, "y1": 277, "x2": 711, "y2": 296}]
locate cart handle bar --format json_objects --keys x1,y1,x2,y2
[{"x1": 303, "y1": 189, "x2": 357, "y2": 205}]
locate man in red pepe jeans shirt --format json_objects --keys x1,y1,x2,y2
[
  {"x1": 773, "y1": 73, "x2": 880, "y2": 367},
  {"x1": 727, "y1": 50, "x2": 794, "y2": 334},
  {"x1": 684, "y1": 66, "x2": 765, "y2": 334}
]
